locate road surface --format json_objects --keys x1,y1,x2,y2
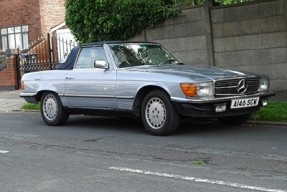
[{"x1": 0, "y1": 112, "x2": 286, "y2": 192}]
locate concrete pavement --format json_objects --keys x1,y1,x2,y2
[
  {"x1": 0, "y1": 90, "x2": 286, "y2": 112},
  {"x1": 0, "y1": 90, "x2": 25, "y2": 112}
]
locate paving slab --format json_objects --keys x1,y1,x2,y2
[{"x1": 0, "y1": 90, "x2": 25, "y2": 112}]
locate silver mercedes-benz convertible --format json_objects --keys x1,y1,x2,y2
[{"x1": 20, "y1": 42, "x2": 274, "y2": 135}]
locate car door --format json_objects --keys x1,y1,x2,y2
[{"x1": 64, "y1": 46, "x2": 116, "y2": 109}]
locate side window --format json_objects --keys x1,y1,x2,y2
[{"x1": 75, "y1": 47, "x2": 107, "y2": 69}]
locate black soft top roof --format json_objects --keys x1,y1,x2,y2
[
  {"x1": 55, "y1": 41, "x2": 159, "y2": 70},
  {"x1": 55, "y1": 46, "x2": 80, "y2": 70}
]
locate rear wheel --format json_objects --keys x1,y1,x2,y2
[
  {"x1": 41, "y1": 92, "x2": 69, "y2": 126},
  {"x1": 218, "y1": 114, "x2": 250, "y2": 126},
  {"x1": 141, "y1": 90, "x2": 180, "y2": 136}
]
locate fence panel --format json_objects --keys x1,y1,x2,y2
[
  {"x1": 57, "y1": 37, "x2": 77, "y2": 62},
  {"x1": 19, "y1": 34, "x2": 77, "y2": 73}
]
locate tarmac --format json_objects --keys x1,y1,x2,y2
[{"x1": 0, "y1": 90, "x2": 286, "y2": 112}]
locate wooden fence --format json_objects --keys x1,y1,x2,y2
[{"x1": 20, "y1": 33, "x2": 77, "y2": 73}]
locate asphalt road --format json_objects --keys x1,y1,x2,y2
[{"x1": 0, "y1": 112, "x2": 286, "y2": 192}]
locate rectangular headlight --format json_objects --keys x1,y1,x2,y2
[
  {"x1": 197, "y1": 82, "x2": 214, "y2": 97},
  {"x1": 180, "y1": 82, "x2": 214, "y2": 97},
  {"x1": 258, "y1": 78, "x2": 269, "y2": 92}
]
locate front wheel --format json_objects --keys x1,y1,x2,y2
[
  {"x1": 41, "y1": 92, "x2": 69, "y2": 126},
  {"x1": 141, "y1": 90, "x2": 180, "y2": 136},
  {"x1": 218, "y1": 114, "x2": 250, "y2": 126}
]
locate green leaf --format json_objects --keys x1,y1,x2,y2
[{"x1": 65, "y1": 0, "x2": 179, "y2": 42}]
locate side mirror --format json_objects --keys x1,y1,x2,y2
[{"x1": 94, "y1": 60, "x2": 108, "y2": 69}]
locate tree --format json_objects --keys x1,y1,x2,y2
[{"x1": 66, "y1": 0, "x2": 178, "y2": 43}]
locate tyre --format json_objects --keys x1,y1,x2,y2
[
  {"x1": 141, "y1": 90, "x2": 180, "y2": 136},
  {"x1": 218, "y1": 114, "x2": 250, "y2": 126},
  {"x1": 41, "y1": 92, "x2": 69, "y2": 126}
]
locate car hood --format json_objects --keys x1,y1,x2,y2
[{"x1": 122, "y1": 64, "x2": 258, "y2": 81}]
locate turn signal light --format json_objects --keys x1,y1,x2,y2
[{"x1": 180, "y1": 83, "x2": 197, "y2": 97}]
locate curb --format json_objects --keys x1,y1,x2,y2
[
  {"x1": 12, "y1": 109, "x2": 40, "y2": 112},
  {"x1": 247, "y1": 120, "x2": 287, "y2": 127},
  {"x1": 14, "y1": 108, "x2": 287, "y2": 127}
]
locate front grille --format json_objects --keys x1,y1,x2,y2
[{"x1": 215, "y1": 78, "x2": 260, "y2": 96}]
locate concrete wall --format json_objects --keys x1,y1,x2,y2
[
  {"x1": 212, "y1": 0, "x2": 287, "y2": 92},
  {"x1": 130, "y1": 7, "x2": 209, "y2": 65},
  {"x1": 130, "y1": 0, "x2": 287, "y2": 92}
]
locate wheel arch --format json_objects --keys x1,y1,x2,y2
[
  {"x1": 35, "y1": 90, "x2": 59, "y2": 103},
  {"x1": 40, "y1": 90, "x2": 69, "y2": 126},
  {"x1": 133, "y1": 85, "x2": 171, "y2": 117}
]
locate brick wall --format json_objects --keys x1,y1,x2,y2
[
  {"x1": 0, "y1": 0, "x2": 65, "y2": 44},
  {"x1": 0, "y1": 0, "x2": 41, "y2": 43},
  {"x1": 0, "y1": 0, "x2": 66, "y2": 90},
  {"x1": 0, "y1": 55, "x2": 18, "y2": 90},
  {"x1": 40, "y1": 0, "x2": 66, "y2": 35}
]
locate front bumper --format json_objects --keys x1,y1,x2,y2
[
  {"x1": 19, "y1": 92, "x2": 38, "y2": 103},
  {"x1": 173, "y1": 92, "x2": 275, "y2": 117}
]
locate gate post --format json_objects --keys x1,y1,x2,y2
[
  {"x1": 47, "y1": 33, "x2": 53, "y2": 70},
  {"x1": 15, "y1": 49, "x2": 21, "y2": 89}
]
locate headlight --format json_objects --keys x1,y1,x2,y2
[
  {"x1": 258, "y1": 78, "x2": 269, "y2": 92},
  {"x1": 197, "y1": 82, "x2": 214, "y2": 96},
  {"x1": 180, "y1": 82, "x2": 214, "y2": 97}
]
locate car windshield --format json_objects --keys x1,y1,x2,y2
[{"x1": 108, "y1": 43, "x2": 182, "y2": 68}]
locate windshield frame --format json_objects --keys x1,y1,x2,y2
[{"x1": 107, "y1": 42, "x2": 182, "y2": 69}]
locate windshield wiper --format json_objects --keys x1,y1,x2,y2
[
  {"x1": 159, "y1": 59, "x2": 180, "y2": 65},
  {"x1": 174, "y1": 62, "x2": 184, "y2": 65}
]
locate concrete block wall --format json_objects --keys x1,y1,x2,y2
[
  {"x1": 130, "y1": 7, "x2": 209, "y2": 65},
  {"x1": 130, "y1": 0, "x2": 287, "y2": 92},
  {"x1": 212, "y1": 0, "x2": 287, "y2": 91}
]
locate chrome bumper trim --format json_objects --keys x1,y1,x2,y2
[
  {"x1": 171, "y1": 92, "x2": 275, "y2": 104},
  {"x1": 19, "y1": 92, "x2": 37, "y2": 97}
]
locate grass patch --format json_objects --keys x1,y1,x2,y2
[
  {"x1": 191, "y1": 160, "x2": 205, "y2": 165},
  {"x1": 251, "y1": 101, "x2": 287, "y2": 122},
  {"x1": 22, "y1": 103, "x2": 40, "y2": 110}
]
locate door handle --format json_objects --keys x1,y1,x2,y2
[{"x1": 65, "y1": 76, "x2": 74, "y2": 80}]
